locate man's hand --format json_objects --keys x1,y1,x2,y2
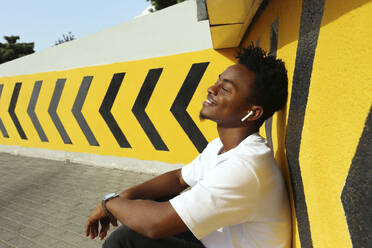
[
  {"x1": 84, "y1": 169, "x2": 188, "y2": 239},
  {"x1": 85, "y1": 203, "x2": 118, "y2": 240}
]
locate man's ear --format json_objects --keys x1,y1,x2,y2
[{"x1": 249, "y1": 105, "x2": 263, "y2": 121}]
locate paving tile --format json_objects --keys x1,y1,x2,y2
[
  {"x1": 6, "y1": 236, "x2": 36, "y2": 248},
  {"x1": 63, "y1": 231, "x2": 85, "y2": 241},
  {"x1": 61, "y1": 222, "x2": 86, "y2": 236},
  {"x1": 0, "y1": 240, "x2": 14, "y2": 248},
  {"x1": 0, "y1": 229, "x2": 17, "y2": 242},
  {"x1": 17, "y1": 228, "x2": 42, "y2": 239},
  {"x1": 0, "y1": 217, "x2": 25, "y2": 232},
  {"x1": 52, "y1": 241, "x2": 80, "y2": 248},
  {"x1": 75, "y1": 239, "x2": 101, "y2": 248},
  {"x1": 28, "y1": 233, "x2": 60, "y2": 246},
  {"x1": 0, "y1": 153, "x2": 154, "y2": 247},
  {"x1": 36, "y1": 225, "x2": 65, "y2": 237}
]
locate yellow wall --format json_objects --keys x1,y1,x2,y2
[
  {"x1": 242, "y1": 0, "x2": 372, "y2": 247},
  {"x1": 0, "y1": 49, "x2": 234, "y2": 164}
]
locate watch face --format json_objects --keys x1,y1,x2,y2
[{"x1": 103, "y1": 193, "x2": 117, "y2": 201}]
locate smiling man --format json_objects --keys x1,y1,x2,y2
[{"x1": 86, "y1": 45, "x2": 291, "y2": 248}]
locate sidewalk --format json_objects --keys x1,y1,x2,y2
[{"x1": 0, "y1": 153, "x2": 153, "y2": 248}]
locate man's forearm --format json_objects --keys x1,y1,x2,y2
[
  {"x1": 120, "y1": 169, "x2": 188, "y2": 200},
  {"x1": 106, "y1": 197, "x2": 187, "y2": 238}
]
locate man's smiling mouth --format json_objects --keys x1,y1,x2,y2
[{"x1": 203, "y1": 96, "x2": 217, "y2": 106}]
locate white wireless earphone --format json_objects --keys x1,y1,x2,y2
[{"x1": 241, "y1": 110, "x2": 254, "y2": 122}]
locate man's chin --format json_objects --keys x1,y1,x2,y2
[
  {"x1": 199, "y1": 112, "x2": 208, "y2": 121},
  {"x1": 199, "y1": 111, "x2": 213, "y2": 121}
]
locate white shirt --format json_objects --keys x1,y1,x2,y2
[{"x1": 170, "y1": 133, "x2": 291, "y2": 248}]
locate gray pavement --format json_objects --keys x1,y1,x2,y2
[{"x1": 0, "y1": 153, "x2": 154, "y2": 248}]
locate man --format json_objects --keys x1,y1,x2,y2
[{"x1": 85, "y1": 45, "x2": 291, "y2": 248}]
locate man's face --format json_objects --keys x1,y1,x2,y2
[{"x1": 200, "y1": 64, "x2": 256, "y2": 125}]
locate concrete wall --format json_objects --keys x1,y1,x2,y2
[
  {"x1": 241, "y1": 0, "x2": 372, "y2": 247},
  {"x1": 0, "y1": 0, "x2": 212, "y2": 77}
]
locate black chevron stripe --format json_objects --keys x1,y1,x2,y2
[
  {"x1": 27, "y1": 80, "x2": 48, "y2": 142},
  {"x1": 99, "y1": 73, "x2": 131, "y2": 148},
  {"x1": 285, "y1": 0, "x2": 325, "y2": 247},
  {"x1": 170, "y1": 63, "x2": 209, "y2": 153},
  {"x1": 48, "y1": 79, "x2": 72, "y2": 144},
  {"x1": 72, "y1": 76, "x2": 99, "y2": 146},
  {"x1": 341, "y1": 105, "x2": 372, "y2": 248},
  {"x1": 9, "y1": 83, "x2": 27, "y2": 140},
  {"x1": 265, "y1": 18, "x2": 279, "y2": 150},
  {"x1": 0, "y1": 84, "x2": 9, "y2": 138},
  {"x1": 132, "y1": 68, "x2": 168, "y2": 151}
]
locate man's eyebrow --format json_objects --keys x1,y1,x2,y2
[{"x1": 219, "y1": 74, "x2": 235, "y2": 86}]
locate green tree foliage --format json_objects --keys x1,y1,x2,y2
[
  {"x1": 146, "y1": 0, "x2": 185, "y2": 11},
  {"x1": 55, "y1": 32, "x2": 75, "y2": 46},
  {"x1": 0, "y1": 36, "x2": 35, "y2": 64}
]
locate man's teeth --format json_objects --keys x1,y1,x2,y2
[{"x1": 206, "y1": 99, "x2": 211, "y2": 104}]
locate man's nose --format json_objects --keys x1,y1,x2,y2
[{"x1": 207, "y1": 84, "x2": 218, "y2": 95}]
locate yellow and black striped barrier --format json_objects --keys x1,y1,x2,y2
[{"x1": 0, "y1": 50, "x2": 234, "y2": 163}]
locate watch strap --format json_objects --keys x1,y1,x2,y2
[{"x1": 102, "y1": 193, "x2": 119, "y2": 218}]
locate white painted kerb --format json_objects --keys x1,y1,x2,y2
[{"x1": 0, "y1": 145, "x2": 184, "y2": 175}]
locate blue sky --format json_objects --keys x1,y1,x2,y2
[{"x1": 0, "y1": 0, "x2": 151, "y2": 52}]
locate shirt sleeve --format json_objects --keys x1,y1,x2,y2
[
  {"x1": 170, "y1": 157, "x2": 261, "y2": 239},
  {"x1": 181, "y1": 154, "x2": 203, "y2": 187}
]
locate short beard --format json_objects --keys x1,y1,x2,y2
[{"x1": 199, "y1": 112, "x2": 208, "y2": 121}]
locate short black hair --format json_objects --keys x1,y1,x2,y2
[{"x1": 236, "y1": 44, "x2": 288, "y2": 124}]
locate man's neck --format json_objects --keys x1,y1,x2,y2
[{"x1": 217, "y1": 124, "x2": 258, "y2": 154}]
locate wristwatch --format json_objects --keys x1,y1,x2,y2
[{"x1": 102, "y1": 193, "x2": 119, "y2": 218}]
